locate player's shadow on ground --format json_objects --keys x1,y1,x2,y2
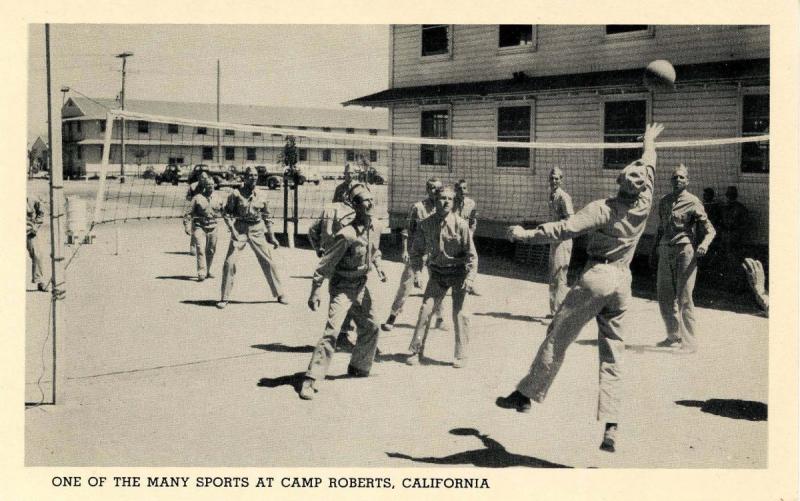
[
  {"x1": 576, "y1": 339, "x2": 682, "y2": 354},
  {"x1": 474, "y1": 312, "x2": 549, "y2": 325},
  {"x1": 290, "y1": 275, "x2": 314, "y2": 280},
  {"x1": 258, "y1": 372, "x2": 306, "y2": 392},
  {"x1": 156, "y1": 275, "x2": 198, "y2": 281},
  {"x1": 252, "y1": 343, "x2": 315, "y2": 353},
  {"x1": 180, "y1": 299, "x2": 276, "y2": 307},
  {"x1": 675, "y1": 399, "x2": 767, "y2": 421},
  {"x1": 163, "y1": 251, "x2": 194, "y2": 256},
  {"x1": 387, "y1": 428, "x2": 570, "y2": 468}
]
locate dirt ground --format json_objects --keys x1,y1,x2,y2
[{"x1": 24, "y1": 218, "x2": 768, "y2": 468}]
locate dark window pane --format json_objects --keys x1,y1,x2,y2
[
  {"x1": 197, "y1": 127, "x2": 207, "y2": 135},
  {"x1": 497, "y1": 106, "x2": 531, "y2": 168},
  {"x1": 346, "y1": 150, "x2": 355, "y2": 162},
  {"x1": 225, "y1": 147, "x2": 235, "y2": 161},
  {"x1": 137, "y1": 121, "x2": 149, "y2": 133},
  {"x1": 346, "y1": 128, "x2": 355, "y2": 134},
  {"x1": 603, "y1": 100, "x2": 646, "y2": 169},
  {"x1": 299, "y1": 148, "x2": 308, "y2": 161},
  {"x1": 224, "y1": 129, "x2": 234, "y2": 136},
  {"x1": 422, "y1": 25, "x2": 449, "y2": 56},
  {"x1": 420, "y1": 109, "x2": 449, "y2": 166},
  {"x1": 252, "y1": 131, "x2": 262, "y2": 137},
  {"x1": 167, "y1": 124, "x2": 179, "y2": 134},
  {"x1": 369, "y1": 150, "x2": 378, "y2": 162},
  {"x1": 499, "y1": 25, "x2": 533, "y2": 47},
  {"x1": 246, "y1": 147, "x2": 256, "y2": 161},
  {"x1": 741, "y1": 94, "x2": 769, "y2": 173},
  {"x1": 202, "y1": 147, "x2": 214, "y2": 160},
  {"x1": 606, "y1": 25, "x2": 649, "y2": 35},
  {"x1": 322, "y1": 149, "x2": 331, "y2": 162}
]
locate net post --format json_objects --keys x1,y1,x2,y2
[
  {"x1": 92, "y1": 111, "x2": 115, "y2": 228},
  {"x1": 45, "y1": 24, "x2": 66, "y2": 405}
]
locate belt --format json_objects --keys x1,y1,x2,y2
[{"x1": 587, "y1": 256, "x2": 614, "y2": 265}]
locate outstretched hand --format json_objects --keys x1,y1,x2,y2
[
  {"x1": 643, "y1": 122, "x2": 665, "y2": 144},
  {"x1": 742, "y1": 258, "x2": 766, "y2": 295},
  {"x1": 506, "y1": 225, "x2": 525, "y2": 242}
]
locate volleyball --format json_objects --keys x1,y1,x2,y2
[{"x1": 644, "y1": 59, "x2": 676, "y2": 90}]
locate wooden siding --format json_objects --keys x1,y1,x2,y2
[
  {"x1": 387, "y1": 86, "x2": 768, "y2": 245},
  {"x1": 393, "y1": 25, "x2": 768, "y2": 88}
]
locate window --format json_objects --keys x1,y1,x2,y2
[
  {"x1": 420, "y1": 109, "x2": 449, "y2": 166},
  {"x1": 603, "y1": 100, "x2": 647, "y2": 169},
  {"x1": 224, "y1": 129, "x2": 234, "y2": 136},
  {"x1": 271, "y1": 133, "x2": 282, "y2": 137},
  {"x1": 138, "y1": 121, "x2": 149, "y2": 134},
  {"x1": 346, "y1": 150, "x2": 355, "y2": 162},
  {"x1": 369, "y1": 129, "x2": 378, "y2": 136},
  {"x1": 202, "y1": 147, "x2": 214, "y2": 161},
  {"x1": 322, "y1": 149, "x2": 332, "y2": 162},
  {"x1": 369, "y1": 150, "x2": 378, "y2": 163},
  {"x1": 421, "y1": 24, "x2": 450, "y2": 57},
  {"x1": 167, "y1": 123, "x2": 179, "y2": 134},
  {"x1": 168, "y1": 156, "x2": 185, "y2": 165},
  {"x1": 76, "y1": 146, "x2": 82, "y2": 160},
  {"x1": 346, "y1": 128, "x2": 355, "y2": 134},
  {"x1": 99, "y1": 121, "x2": 106, "y2": 133},
  {"x1": 196, "y1": 127, "x2": 207, "y2": 135},
  {"x1": 246, "y1": 147, "x2": 256, "y2": 161},
  {"x1": 497, "y1": 106, "x2": 531, "y2": 168},
  {"x1": 75, "y1": 121, "x2": 81, "y2": 133},
  {"x1": 498, "y1": 25, "x2": 534, "y2": 48},
  {"x1": 252, "y1": 131, "x2": 262, "y2": 137},
  {"x1": 225, "y1": 147, "x2": 235, "y2": 161},
  {"x1": 298, "y1": 148, "x2": 308, "y2": 162},
  {"x1": 298, "y1": 126, "x2": 307, "y2": 130},
  {"x1": 322, "y1": 127, "x2": 331, "y2": 132},
  {"x1": 604, "y1": 25, "x2": 653, "y2": 40},
  {"x1": 741, "y1": 94, "x2": 769, "y2": 173}
]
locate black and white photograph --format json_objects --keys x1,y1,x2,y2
[{"x1": 8, "y1": 2, "x2": 799, "y2": 499}]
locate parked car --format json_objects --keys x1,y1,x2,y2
[
  {"x1": 188, "y1": 164, "x2": 224, "y2": 187},
  {"x1": 255, "y1": 165, "x2": 283, "y2": 190},
  {"x1": 295, "y1": 165, "x2": 321, "y2": 185},
  {"x1": 155, "y1": 164, "x2": 188, "y2": 185},
  {"x1": 142, "y1": 166, "x2": 157, "y2": 180}
]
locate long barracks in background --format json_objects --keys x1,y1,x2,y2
[
  {"x1": 60, "y1": 98, "x2": 389, "y2": 180},
  {"x1": 345, "y1": 25, "x2": 769, "y2": 249}
]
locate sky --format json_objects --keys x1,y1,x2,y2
[{"x1": 27, "y1": 24, "x2": 389, "y2": 143}]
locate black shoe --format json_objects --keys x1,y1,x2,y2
[
  {"x1": 600, "y1": 425, "x2": 617, "y2": 453},
  {"x1": 495, "y1": 391, "x2": 531, "y2": 413},
  {"x1": 37, "y1": 282, "x2": 49, "y2": 292},
  {"x1": 655, "y1": 338, "x2": 681, "y2": 348},
  {"x1": 347, "y1": 365, "x2": 369, "y2": 378}
]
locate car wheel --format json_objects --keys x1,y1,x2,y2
[{"x1": 155, "y1": 178, "x2": 162, "y2": 185}]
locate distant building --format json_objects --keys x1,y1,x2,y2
[
  {"x1": 346, "y1": 25, "x2": 769, "y2": 246},
  {"x1": 28, "y1": 136, "x2": 48, "y2": 173},
  {"x1": 60, "y1": 97, "x2": 388, "y2": 179}
]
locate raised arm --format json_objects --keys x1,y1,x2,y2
[{"x1": 508, "y1": 200, "x2": 611, "y2": 245}]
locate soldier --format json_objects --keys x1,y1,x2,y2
[
  {"x1": 300, "y1": 184, "x2": 385, "y2": 400},
  {"x1": 26, "y1": 196, "x2": 47, "y2": 292},
  {"x1": 183, "y1": 175, "x2": 225, "y2": 281},
  {"x1": 501, "y1": 123, "x2": 665, "y2": 453},
  {"x1": 381, "y1": 177, "x2": 446, "y2": 332},
  {"x1": 651, "y1": 165, "x2": 716, "y2": 353},
  {"x1": 454, "y1": 179, "x2": 481, "y2": 297},
  {"x1": 309, "y1": 182, "x2": 387, "y2": 350},
  {"x1": 186, "y1": 169, "x2": 211, "y2": 256},
  {"x1": 405, "y1": 186, "x2": 478, "y2": 368},
  {"x1": 546, "y1": 168, "x2": 574, "y2": 317},
  {"x1": 217, "y1": 167, "x2": 286, "y2": 309},
  {"x1": 718, "y1": 186, "x2": 750, "y2": 289},
  {"x1": 332, "y1": 163, "x2": 355, "y2": 204}
]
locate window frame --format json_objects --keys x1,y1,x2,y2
[
  {"x1": 600, "y1": 93, "x2": 652, "y2": 170},
  {"x1": 497, "y1": 25, "x2": 537, "y2": 54},
  {"x1": 419, "y1": 104, "x2": 452, "y2": 169},
  {"x1": 167, "y1": 123, "x2": 179, "y2": 134},
  {"x1": 495, "y1": 100, "x2": 536, "y2": 170},
  {"x1": 224, "y1": 129, "x2": 235, "y2": 137},
  {"x1": 202, "y1": 146, "x2": 214, "y2": 161},
  {"x1": 739, "y1": 87, "x2": 770, "y2": 176},
  {"x1": 298, "y1": 148, "x2": 308, "y2": 162},
  {"x1": 603, "y1": 25, "x2": 654, "y2": 42},
  {"x1": 224, "y1": 146, "x2": 235, "y2": 161},
  {"x1": 246, "y1": 147, "x2": 257, "y2": 162},
  {"x1": 322, "y1": 149, "x2": 332, "y2": 162},
  {"x1": 419, "y1": 24, "x2": 453, "y2": 61},
  {"x1": 196, "y1": 127, "x2": 207, "y2": 135},
  {"x1": 346, "y1": 149, "x2": 355, "y2": 162}
]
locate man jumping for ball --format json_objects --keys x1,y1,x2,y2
[{"x1": 502, "y1": 122, "x2": 665, "y2": 453}]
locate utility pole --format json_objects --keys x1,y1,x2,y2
[
  {"x1": 116, "y1": 52, "x2": 133, "y2": 183},
  {"x1": 216, "y1": 59, "x2": 221, "y2": 165}
]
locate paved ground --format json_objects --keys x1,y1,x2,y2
[{"x1": 25, "y1": 219, "x2": 768, "y2": 468}]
